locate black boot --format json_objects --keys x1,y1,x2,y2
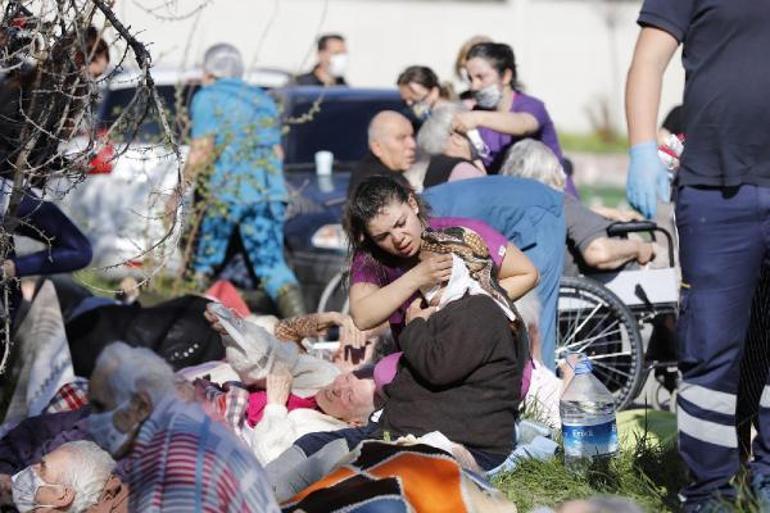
[{"x1": 276, "y1": 284, "x2": 307, "y2": 318}]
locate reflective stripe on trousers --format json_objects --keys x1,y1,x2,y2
[{"x1": 675, "y1": 185, "x2": 770, "y2": 503}]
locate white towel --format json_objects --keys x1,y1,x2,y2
[{"x1": 420, "y1": 254, "x2": 515, "y2": 321}]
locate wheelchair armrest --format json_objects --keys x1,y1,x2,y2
[
  {"x1": 606, "y1": 220, "x2": 658, "y2": 237},
  {"x1": 606, "y1": 221, "x2": 676, "y2": 268}
]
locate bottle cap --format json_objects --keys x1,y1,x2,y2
[{"x1": 573, "y1": 354, "x2": 593, "y2": 375}]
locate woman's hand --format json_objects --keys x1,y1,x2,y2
[
  {"x1": 409, "y1": 252, "x2": 453, "y2": 289},
  {"x1": 452, "y1": 112, "x2": 479, "y2": 134},
  {"x1": 316, "y1": 311, "x2": 369, "y2": 349},
  {"x1": 266, "y1": 364, "x2": 293, "y2": 406},
  {"x1": 405, "y1": 297, "x2": 436, "y2": 325}
]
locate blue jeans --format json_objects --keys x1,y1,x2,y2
[{"x1": 193, "y1": 200, "x2": 297, "y2": 300}]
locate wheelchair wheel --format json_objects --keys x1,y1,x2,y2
[
  {"x1": 557, "y1": 276, "x2": 644, "y2": 411},
  {"x1": 317, "y1": 270, "x2": 349, "y2": 314}
]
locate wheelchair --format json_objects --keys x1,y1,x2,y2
[
  {"x1": 316, "y1": 220, "x2": 679, "y2": 412},
  {"x1": 557, "y1": 220, "x2": 679, "y2": 410}
]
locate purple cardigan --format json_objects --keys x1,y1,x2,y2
[{"x1": 0, "y1": 408, "x2": 131, "y2": 479}]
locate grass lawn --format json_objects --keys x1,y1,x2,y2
[
  {"x1": 493, "y1": 409, "x2": 763, "y2": 512},
  {"x1": 493, "y1": 435, "x2": 687, "y2": 512},
  {"x1": 579, "y1": 185, "x2": 628, "y2": 209},
  {"x1": 559, "y1": 132, "x2": 628, "y2": 155}
]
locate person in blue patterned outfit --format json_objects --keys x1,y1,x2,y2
[{"x1": 170, "y1": 43, "x2": 305, "y2": 317}]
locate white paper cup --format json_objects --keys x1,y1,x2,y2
[{"x1": 315, "y1": 150, "x2": 333, "y2": 176}]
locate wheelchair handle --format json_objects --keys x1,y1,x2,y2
[{"x1": 606, "y1": 221, "x2": 675, "y2": 267}]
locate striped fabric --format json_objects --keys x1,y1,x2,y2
[
  {"x1": 281, "y1": 441, "x2": 516, "y2": 513},
  {"x1": 127, "y1": 396, "x2": 280, "y2": 513}
]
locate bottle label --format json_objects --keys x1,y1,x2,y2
[{"x1": 562, "y1": 419, "x2": 618, "y2": 458}]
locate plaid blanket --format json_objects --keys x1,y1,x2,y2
[
  {"x1": 45, "y1": 378, "x2": 89, "y2": 414},
  {"x1": 191, "y1": 378, "x2": 250, "y2": 436},
  {"x1": 281, "y1": 441, "x2": 516, "y2": 513}
]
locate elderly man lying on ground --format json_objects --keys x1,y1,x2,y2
[
  {"x1": 265, "y1": 225, "x2": 530, "y2": 501},
  {"x1": 85, "y1": 342, "x2": 280, "y2": 513},
  {"x1": 0, "y1": 309, "x2": 380, "y2": 477},
  {"x1": 0, "y1": 440, "x2": 123, "y2": 513}
]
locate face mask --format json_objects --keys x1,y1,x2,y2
[
  {"x1": 11, "y1": 467, "x2": 60, "y2": 512},
  {"x1": 87, "y1": 400, "x2": 133, "y2": 456},
  {"x1": 474, "y1": 83, "x2": 502, "y2": 109},
  {"x1": 411, "y1": 99, "x2": 431, "y2": 121},
  {"x1": 328, "y1": 53, "x2": 348, "y2": 78}
]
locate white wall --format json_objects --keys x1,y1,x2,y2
[{"x1": 117, "y1": 0, "x2": 685, "y2": 133}]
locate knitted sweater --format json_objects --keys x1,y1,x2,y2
[{"x1": 380, "y1": 294, "x2": 526, "y2": 458}]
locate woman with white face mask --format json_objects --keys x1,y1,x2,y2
[
  {"x1": 453, "y1": 43, "x2": 569, "y2": 183},
  {"x1": 396, "y1": 66, "x2": 455, "y2": 123}
]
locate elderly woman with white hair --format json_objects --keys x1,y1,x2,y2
[
  {"x1": 414, "y1": 104, "x2": 486, "y2": 189},
  {"x1": 501, "y1": 140, "x2": 657, "y2": 275},
  {"x1": 9, "y1": 441, "x2": 122, "y2": 513}
]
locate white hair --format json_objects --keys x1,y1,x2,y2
[
  {"x1": 203, "y1": 43, "x2": 244, "y2": 78},
  {"x1": 57, "y1": 441, "x2": 115, "y2": 513},
  {"x1": 416, "y1": 104, "x2": 464, "y2": 155},
  {"x1": 514, "y1": 290, "x2": 541, "y2": 330},
  {"x1": 95, "y1": 342, "x2": 175, "y2": 406},
  {"x1": 500, "y1": 139, "x2": 566, "y2": 191}
]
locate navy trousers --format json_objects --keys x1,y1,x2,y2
[{"x1": 675, "y1": 185, "x2": 770, "y2": 503}]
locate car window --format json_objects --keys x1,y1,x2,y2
[
  {"x1": 98, "y1": 83, "x2": 198, "y2": 143},
  {"x1": 279, "y1": 91, "x2": 407, "y2": 169}
]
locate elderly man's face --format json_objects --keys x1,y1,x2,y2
[
  {"x1": 88, "y1": 367, "x2": 152, "y2": 449},
  {"x1": 26, "y1": 446, "x2": 74, "y2": 509},
  {"x1": 371, "y1": 117, "x2": 416, "y2": 171},
  {"x1": 88, "y1": 367, "x2": 117, "y2": 413},
  {"x1": 315, "y1": 372, "x2": 376, "y2": 426}
]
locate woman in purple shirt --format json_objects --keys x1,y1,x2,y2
[
  {"x1": 344, "y1": 175, "x2": 538, "y2": 342},
  {"x1": 452, "y1": 43, "x2": 578, "y2": 196}
]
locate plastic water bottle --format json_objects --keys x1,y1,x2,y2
[{"x1": 560, "y1": 354, "x2": 618, "y2": 471}]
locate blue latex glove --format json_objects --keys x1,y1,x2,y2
[{"x1": 626, "y1": 140, "x2": 670, "y2": 219}]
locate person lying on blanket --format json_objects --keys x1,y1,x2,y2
[{"x1": 264, "y1": 226, "x2": 530, "y2": 501}]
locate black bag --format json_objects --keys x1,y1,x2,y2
[{"x1": 65, "y1": 295, "x2": 224, "y2": 376}]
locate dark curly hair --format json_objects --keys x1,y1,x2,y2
[{"x1": 343, "y1": 175, "x2": 430, "y2": 257}]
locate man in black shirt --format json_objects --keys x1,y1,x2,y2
[
  {"x1": 625, "y1": 1, "x2": 770, "y2": 511},
  {"x1": 294, "y1": 34, "x2": 348, "y2": 87},
  {"x1": 346, "y1": 111, "x2": 414, "y2": 198}
]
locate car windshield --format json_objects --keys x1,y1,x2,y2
[{"x1": 278, "y1": 91, "x2": 407, "y2": 170}]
